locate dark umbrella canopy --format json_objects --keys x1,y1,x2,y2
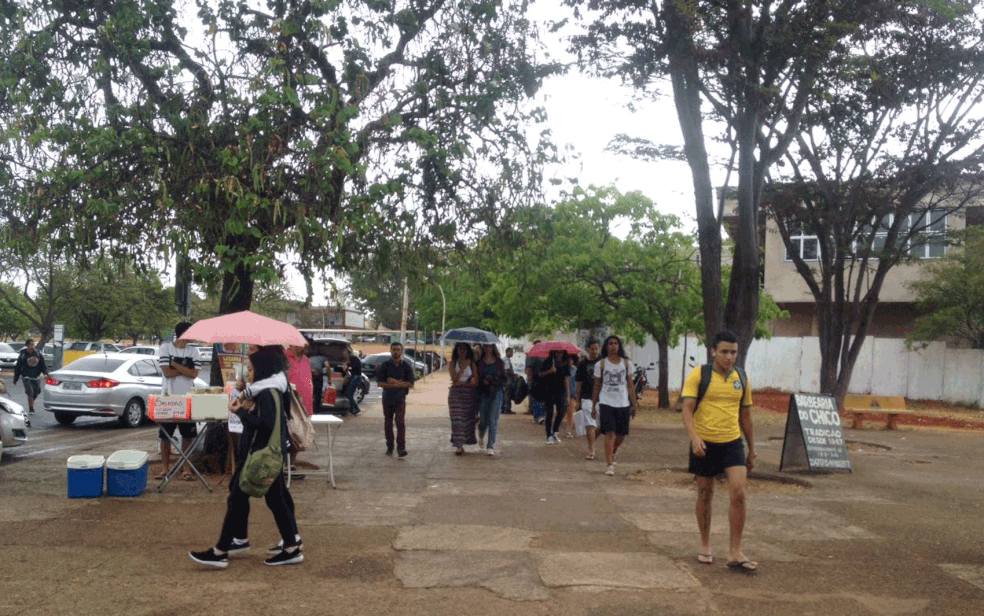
[{"x1": 440, "y1": 327, "x2": 501, "y2": 344}]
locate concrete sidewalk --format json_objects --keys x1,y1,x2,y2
[{"x1": 1, "y1": 371, "x2": 984, "y2": 615}]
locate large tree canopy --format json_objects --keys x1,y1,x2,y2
[
  {"x1": 563, "y1": 0, "x2": 936, "y2": 363},
  {"x1": 0, "y1": 0, "x2": 555, "y2": 315},
  {"x1": 764, "y1": 2, "x2": 984, "y2": 404}
]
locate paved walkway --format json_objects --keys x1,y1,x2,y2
[{"x1": 1, "y1": 372, "x2": 984, "y2": 615}]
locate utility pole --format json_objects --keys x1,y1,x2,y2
[{"x1": 400, "y1": 277, "x2": 409, "y2": 345}]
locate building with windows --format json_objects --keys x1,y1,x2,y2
[{"x1": 723, "y1": 197, "x2": 977, "y2": 339}]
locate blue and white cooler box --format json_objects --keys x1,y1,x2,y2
[
  {"x1": 67, "y1": 454, "x2": 105, "y2": 498},
  {"x1": 106, "y1": 450, "x2": 149, "y2": 497}
]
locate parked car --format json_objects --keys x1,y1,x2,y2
[
  {"x1": 305, "y1": 337, "x2": 362, "y2": 412},
  {"x1": 0, "y1": 343, "x2": 19, "y2": 370},
  {"x1": 189, "y1": 344, "x2": 213, "y2": 363},
  {"x1": 119, "y1": 345, "x2": 159, "y2": 356},
  {"x1": 0, "y1": 395, "x2": 28, "y2": 456},
  {"x1": 8, "y1": 342, "x2": 24, "y2": 352},
  {"x1": 402, "y1": 349, "x2": 433, "y2": 374},
  {"x1": 67, "y1": 341, "x2": 121, "y2": 353},
  {"x1": 361, "y1": 352, "x2": 426, "y2": 380},
  {"x1": 43, "y1": 353, "x2": 208, "y2": 428}
]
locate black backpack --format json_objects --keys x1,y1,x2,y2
[
  {"x1": 511, "y1": 376, "x2": 529, "y2": 404},
  {"x1": 695, "y1": 364, "x2": 748, "y2": 410}
]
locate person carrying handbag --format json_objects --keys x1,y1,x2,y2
[{"x1": 189, "y1": 345, "x2": 303, "y2": 569}]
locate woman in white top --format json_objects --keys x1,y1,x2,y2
[
  {"x1": 448, "y1": 342, "x2": 479, "y2": 455},
  {"x1": 592, "y1": 335, "x2": 639, "y2": 476}
]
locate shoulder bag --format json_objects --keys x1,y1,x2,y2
[{"x1": 238, "y1": 391, "x2": 285, "y2": 498}]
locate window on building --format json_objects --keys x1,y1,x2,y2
[
  {"x1": 861, "y1": 210, "x2": 946, "y2": 259},
  {"x1": 784, "y1": 221, "x2": 821, "y2": 262}
]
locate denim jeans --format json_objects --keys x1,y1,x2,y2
[{"x1": 477, "y1": 389, "x2": 503, "y2": 450}]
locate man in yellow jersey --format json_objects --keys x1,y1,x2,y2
[{"x1": 681, "y1": 331, "x2": 757, "y2": 574}]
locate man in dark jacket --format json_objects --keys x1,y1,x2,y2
[
  {"x1": 13, "y1": 339, "x2": 48, "y2": 415},
  {"x1": 377, "y1": 342, "x2": 415, "y2": 457}
]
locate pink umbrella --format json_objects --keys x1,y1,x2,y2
[
  {"x1": 526, "y1": 341, "x2": 583, "y2": 358},
  {"x1": 178, "y1": 310, "x2": 307, "y2": 347}
]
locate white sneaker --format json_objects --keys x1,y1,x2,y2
[
  {"x1": 486, "y1": 448, "x2": 495, "y2": 457},
  {"x1": 545, "y1": 437, "x2": 555, "y2": 445},
  {"x1": 553, "y1": 432, "x2": 561, "y2": 442},
  {"x1": 478, "y1": 437, "x2": 485, "y2": 450},
  {"x1": 605, "y1": 465, "x2": 615, "y2": 476}
]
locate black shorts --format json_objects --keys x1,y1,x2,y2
[
  {"x1": 598, "y1": 404, "x2": 631, "y2": 436},
  {"x1": 689, "y1": 438, "x2": 746, "y2": 477},
  {"x1": 159, "y1": 422, "x2": 198, "y2": 440}
]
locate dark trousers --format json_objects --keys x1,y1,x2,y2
[
  {"x1": 311, "y1": 373, "x2": 323, "y2": 412},
  {"x1": 217, "y1": 468, "x2": 298, "y2": 551},
  {"x1": 343, "y1": 376, "x2": 361, "y2": 414},
  {"x1": 383, "y1": 401, "x2": 407, "y2": 451},
  {"x1": 502, "y1": 376, "x2": 513, "y2": 413},
  {"x1": 543, "y1": 393, "x2": 567, "y2": 438}
]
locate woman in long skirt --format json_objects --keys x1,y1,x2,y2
[{"x1": 448, "y1": 342, "x2": 478, "y2": 455}]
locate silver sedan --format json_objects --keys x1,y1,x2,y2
[
  {"x1": 0, "y1": 396, "x2": 28, "y2": 457},
  {"x1": 43, "y1": 353, "x2": 208, "y2": 428}
]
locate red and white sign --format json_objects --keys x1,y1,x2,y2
[{"x1": 148, "y1": 395, "x2": 192, "y2": 421}]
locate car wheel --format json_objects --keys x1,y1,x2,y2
[
  {"x1": 54, "y1": 412, "x2": 77, "y2": 426},
  {"x1": 356, "y1": 381, "x2": 368, "y2": 404},
  {"x1": 119, "y1": 398, "x2": 145, "y2": 428}
]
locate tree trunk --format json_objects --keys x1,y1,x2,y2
[
  {"x1": 209, "y1": 261, "x2": 255, "y2": 385},
  {"x1": 724, "y1": 114, "x2": 761, "y2": 367},
  {"x1": 657, "y1": 337, "x2": 670, "y2": 408},
  {"x1": 663, "y1": 0, "x2": 723, "y2": 355}
]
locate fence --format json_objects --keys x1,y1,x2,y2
[{"x1": 629, "y1": 336, "x2": 984, "y2": 407}]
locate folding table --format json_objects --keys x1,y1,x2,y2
[
  {"x1": 291, "y1": 414, "x2": 343, "y2": 488},
  {"x1": 155, "y1": 419, "x2": 223, "y2": 493}
]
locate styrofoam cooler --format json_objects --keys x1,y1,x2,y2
[
  {"x1": 67, "y1": 455, "x2": 105, "y2": 498},
  {"x1": 105, "y1": 450, "x2": 149, "y2": 497}
]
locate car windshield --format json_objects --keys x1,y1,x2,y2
[
  {"x1": 0, "y1": 342, "x2": 15, "y2": 353},
  {"x1": 63, "y1": 356, "x2": 126, "y2": 373}
]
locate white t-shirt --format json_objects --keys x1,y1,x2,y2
[
  {"x1": 594, "y1": 357, "x2": 635, "y2": 408},
  {"x1": 503, "y1": 357, "x2": 513, "y2": 373},
  {"x1": 158, "y1": 342, "x2": 202, "y2": 395}
]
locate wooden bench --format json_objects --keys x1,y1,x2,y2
[{"x1": 842, "y1": 395, "x2": 916, "y2": 430}]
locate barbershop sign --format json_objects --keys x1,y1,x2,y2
[{"x1": 779, "y1": 393, "x2": 851, "y2": 473}]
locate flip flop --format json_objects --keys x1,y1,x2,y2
[
  {"x1": 585, "y1": 453, "x2": 596, "y2": 460},
  {"x1": 181, "y1": 472, "x2": 195, "y2": 481},
  {"x1": 726, "y1": 560, "x2": 758, "y2": 574},
  {"x1": 696, "y1": 553, "x2": 714, "y2": 565},
  {"x1": 155, "y1": 471, "x2": 167, "y2": 480}
]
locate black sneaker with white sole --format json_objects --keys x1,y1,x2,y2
[
  {"x1": 227, "y1": 539, "x2": 250, "y2": 554},
  {"x1": 265, "y1": 548, "x2": 304, "y2": 566},
  {"x1": 189, "y1": 548, "x2": 229, "y2": 569},
  {"x1": 267, "y1": 537, "x2": 303, "y2": 555}
]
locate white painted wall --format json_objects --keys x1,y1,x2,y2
[{"x1": 629, "y1": 335, "x2": 984, "y2": 407}]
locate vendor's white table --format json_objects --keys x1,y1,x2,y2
[{"x1": 293, "y1": 414, "x2": 343, "y2": 488}]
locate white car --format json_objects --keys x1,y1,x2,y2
[
  {"x1": 119, "y1": 345, "x2": 159, "y2": 356},
  {"x1": 0, "y1": 396, "x2": 28, "y2": 456},
  {"x1": 0, "y1": 343, "x2": 19, "y2": 370},
  {"x1": 189, "y1": 344, "x2": 213, "y2": 363}
]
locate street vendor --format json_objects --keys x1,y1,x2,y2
[{"x1": 158, "y1": 321, "x2": 202, "y2": 481}]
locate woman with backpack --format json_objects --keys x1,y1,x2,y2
[
  {"x1": 448, "y1": 342, "x2": 479, "y2": 455},
  {"x1": 476, "y1": 344, "x2": 507, "y2": 456},
  {"x1": 591, "y1": 335, "x2": 639, "y2": 476},
  {"x1": 189, "y1": 345, "x2": 303, "y2": 568}
]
